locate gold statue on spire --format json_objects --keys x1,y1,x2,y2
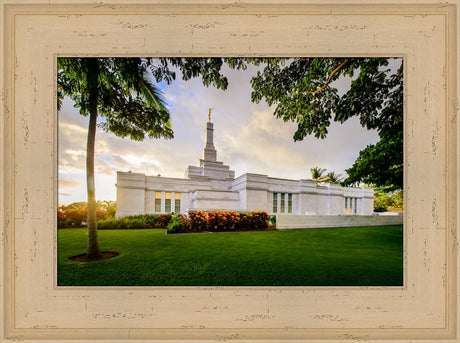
[{"x1": 208, "y1": 107, "x2": 213, "y2": 121}]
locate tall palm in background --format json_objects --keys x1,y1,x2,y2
[
  {"x1": 57, "y1": 58, "x2": 173, "y2": 259},
  {"x1": 324, "y1": 171, "x2": 344, "y2": 184},
  {"x1": 310, "y1": 166, "x2": 327, "y2": 185}
]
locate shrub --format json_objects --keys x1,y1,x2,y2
[
  {"x1": 226, "y1": 211, "x2": 240, "y2": 230},
  {"x1": 57, "y1": 210, "x2": 66, "y2": 222},
  {"x1": 374, "y1": 205, "x2": 388, "y2": 212},
  {"x1": 166, "y1": 211, "x2": 269, "y2": 233},
  {"x1": 97, "y1": 217, "x2": 119, "y2": 230},
  {"x1": 156, "y1": 214, "x2": 172, "y2": 228},
  {"x1": 208, "y1": 211, "x2": 227, "y2": 231},
  {"x1": 96, "y1": 209, "x2": 108, "y2": 220},
  {"x1": 124, "y1": 218, "x2": 146, "y2": 230},
  {"x1": 57, "y1": 208, "x2": 108, "y2": 228},
  {"x1": 60, "y1": 210, "x2": 270, "y2": 232},
  {"x1": 96, "y1": 214, "x2": 172, "y2": 230},
  {"x1": 64, "y1": 209, "x2": 87, "y2": 227},
  {"x1": 251, "y1": 211, "x2": 269, "y2": 228},
  {"x1": 207, "y1": 211, "x2": 242, "y2": 231},
  {"x1": 189, "y1": 211, "x2": 208, "y2": 230},
  {"x1": 58, "y1": 218, "x2": 75, "y2": 228},
  {"x1": 166, "y1": 214, "x2": 190, "y2": 233}
]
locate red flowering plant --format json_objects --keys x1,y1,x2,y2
[
  {"x1": 207, "y1": 211, "x2": 222, "y2": 231},
  {"x1": 251, "y1": 211, "x2": 269, "y2": 229},
  {"x1": 64, "y1": 209, "x2": 88, "y2": 226},
  {"x1": 96, "y1": 209, "x2": 108, "y2": 221},
  {"x1": 188, "y1": 211, "x2": 208, "y2": 231},
  {"x1": 155, "y1": 214, "x2": 172, "y2": 228},
  {"x1": 230, "y1": 212, "x2": 241, "y2": 230},
  {"x1": 239, "y1": 212, "x2": 251, "y2": 229},
  {"x1": 166, "y1": 214, "x2": 191, "y2": 233},
  {"x1": 179, "y1": 214, "x2": 191, "y2": 231},
  {"x1": 57, "y1": 210, "x2": 66, "y2": 222},
  {"x1": 166, "y1": 210, "x2": 269, "y2": 233}
]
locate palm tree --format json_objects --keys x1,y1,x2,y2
[
  {"x1": 310, "y1": 166, "x2": 327, "y2": 184},
  {"x1": 57, "y1": 58, "x2": 173, "y2": 259},
  {"x1": 325, "y1": 171, "x2": 344, "y2": 184},
  {"x1": 97, "y1": 200, "x2": 117, "y2": 217}
]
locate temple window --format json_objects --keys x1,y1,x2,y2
[
  {"x1": 280, "y1": 193, "x2": 285, "y2": 213},
  {"x1": 154, "y1": 191, "x2": 161, "y2": 213},
  {"x1": 273, "y1": 193, "x2": 278, "y2": 213},
  {"x1": 165, "y1": 192, "x2": 171, "y2": 213},
  {"x1": 175, "y1": 193, "x2": 181, "y2": 213}
]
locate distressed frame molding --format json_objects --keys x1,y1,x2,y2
[{"x1": 0, "y1": 1, "x2": 458, "y2": 342}]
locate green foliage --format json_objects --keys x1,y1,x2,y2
[
  {"x1": 59, "y1": 201, "x2": 88, "y2": 210},
  {"x1": 343, "y1": 128, "x2": 403, "y2": 191},
  {"x1": 325, "y1": 171, "x2": 344, "y2": 184},
  {"x1": 374, "y1": 205, "x2": 388, "y2": 213},
  {"x1": 57, "y1": 58, "x2": 174, "y2": 141},
  {"x1": 310, "y1": 167, "x2": 343, "y2": 184},
  {"x1": 97, "y1": 200, "x2": 117, "y2": 217},
  {"x1": 59, "y1": 200, "x2": 117, "y2": 217},
  {"x1": 310, "y1": 166, "x2": 326, "y2": 184},
  {"x1": 166, "y1": 214, "x2": 190, "y2": 233},
  {"x1": 373, "y1": 188, "x2": 391, "y2": 210},
  {"x1": 58, "y1": 209, "x2": 108, "y2": 228},
  {"x1": 167, "y1": 211, "x2": 270, "y2": 233},
  {"x1": 150, "y1": 58, "x2": 230, "y2": 90},
  {"x1": 95, "y1": 214, "x2": 172, "y2": 230},
  {"x1": 391, "y1": 190, "x2": 404, "y2": 208},
  {"x1": 188, "y1": 211, "x2": 208, "y2": 231},
  {"x1": 373, "y1": 188, "x2": 404, "y2": 212},
  {"x1": 243, "y1": 57, "x2": 403, "y2": 190}
]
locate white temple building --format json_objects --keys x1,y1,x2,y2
[{"x1": 116, "y1": 115, "x2": 374, "y2": 218}]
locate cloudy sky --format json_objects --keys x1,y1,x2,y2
[{"x1": 58, "y1": 61, "x2": 380, "y2": 205}]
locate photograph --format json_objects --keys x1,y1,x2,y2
[
  {"x1": 2, "y1": 1, "x2": 457, "y2": 340},
  {"x1": 57, "y1": 57, "x2": 404, "y2": 287}
]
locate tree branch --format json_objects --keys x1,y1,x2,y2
[
  {"x1": 301, "y1": 59, "x2": 349, "y2": 95},
  {"x1": 387, "y1": 71, "x2": 403, "y2": 88}
]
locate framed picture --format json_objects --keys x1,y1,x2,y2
[{"x1": 1, "y1": 1, "x2": 458, "y2": 341}]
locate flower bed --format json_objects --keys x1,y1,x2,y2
[
  {"x1": 57, "y1": 212, "x2": 172, "y2": 229},
  {"x1": 166, "y1": 211, "x2": 270, "y2": 234},
  {"x1": 58, "y1": 209, "x2": 108, "y2": 228},
  {"x1": 58, "y1": 210, "x2": 270, "y2": 232}
]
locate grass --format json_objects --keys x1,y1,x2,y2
[{"x1": 58, "y1": 225, "x2": 403, "y2": 287}]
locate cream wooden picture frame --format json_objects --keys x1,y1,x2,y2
[{"x1": 0, "y1": 0, "x2": 458, "y2": 341}]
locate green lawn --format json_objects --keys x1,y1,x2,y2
[{"x1": 58, "y1": 225, "x2": 403, "y2": 286}]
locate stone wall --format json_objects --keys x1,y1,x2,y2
[{"x1": 276, "y1": 213, "x2": 403, "y2": 230}]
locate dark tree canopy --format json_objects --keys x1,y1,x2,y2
[{"x1": 245, "y1": 57, "x2": 403, "y2": 190}]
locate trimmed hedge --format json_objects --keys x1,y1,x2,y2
[
  {"x1": 167, "y1": 211, "x2": 269, "y2": 234},
  {"x1": 57, "y1": 212, "x2": 172, "y2": 229},
  {"x1": 96, "y1": 214, "x2": 172, "y2": 230},
  {"x1": 58, "y1": 209, "x2": 108, "y2": 228}
]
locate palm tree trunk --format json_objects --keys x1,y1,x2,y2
[{"x1": 85, "y1": 58, "x2": 101, "y2": 259}]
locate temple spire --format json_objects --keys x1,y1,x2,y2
[{"x1": 202, "y1": 109, "x2": 217, "y2": 161}]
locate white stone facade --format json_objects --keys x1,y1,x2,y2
[{"x1": 116, "y1": 120, "x2": 374, "y2": 218}]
